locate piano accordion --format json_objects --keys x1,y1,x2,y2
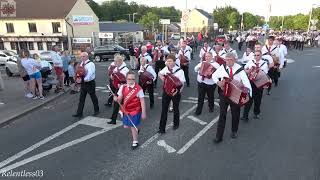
[{"x1": 223, "y1": 78, "x2": 250, "y2": 106}]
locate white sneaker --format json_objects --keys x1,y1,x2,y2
[
  {"x1": 32, "y1": 96, "x2": 39, "y2": 100},
  {"x1": 25, "y1": 93, "x2": 33, "y2": 98}
]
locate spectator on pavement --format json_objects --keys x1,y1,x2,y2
[
  {"x1": 52, "y1": 45, "x2": 64, "y2": 93},
  {"x1": 62, "y1": 50, "x2": 71, "y2": 86},
  {"x1": 0, "y1": 69, "x2": 4, "y2": 91},
  {"x1": 20, "y1": 49, "x2": 44, "y2": 100},
  {"x1": 69, "y1": 60, "x2": 79, "y2": 94},
  {"x1": 128, "y1": 41, "x2": 136, "y2": 70},
  {"x1": 17, "y1": 54, "x2": 32, "y2": 98}
]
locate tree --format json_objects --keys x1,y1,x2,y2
[
  {"x1": 243, "y1": 12, "x2": 258, "y2": 30},
  {"x1": 269, "y1": 16, "x2": 282, "y2": 30},
  {"x1": 213, "y1": 6, "x2": 240, "y2": 30},
  {"x1": 138, "y1": 12, "x2": 160, "y2": 31},
  {"x1": 86, "y1": 0, "x2": 102, "y2": 19},
  {"x1": 311, "y1": 7, "x2": 320, "y2": 29}
]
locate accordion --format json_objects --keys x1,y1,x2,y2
[
  {"x1": 223, "y1": 78, "x2": 250, "y2": 106},
  {"x1": 180, "y1": 54, "x2": 189, "y2": 66},
  {"x1": 199, "y1": 61, "x2": 216, "y2": 80},
  {"x1": 164, "y1": 73, "x2": 183, "y2": 97},
  {"x1": 215, "y1": 56, "x2": 225, "y2": 65},
  {"x1": 139, "y1": 71, "x2": 153, "y2": 88},
  {"x1": 108, "y1": 65, "x2": 116, "y2": 77},
  {"x1": 153, "y1": 49, "x2": 163, "y2": 61},
  {"x1": 249, "y1": 69, "x2": 271, "y2": 89},
  {"x1": 112, "y1": 72, "x2": 126, "y2": 89}
]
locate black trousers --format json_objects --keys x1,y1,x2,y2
[
  {"x1": 195, "y1": 82, "x2": 216, "y2": 114},
  {"x1": 268, "y1": 67, "x2": 279, "y2": 92},
  {"x1": 238, "y1": 42, "x2": 243, "y2": 51},
  {"x1": 76, "y1": 80, "x2": 99, "y2": 115},
  {"x1": 154, "y1": 60, "x2": 165, "y2": 87},
  {"x1": 140, "y1": 81, "x2": 154, "y2": 107},
  {"x1": 181, "y1": 65, "x2": 190, "y2": 86},
  {"x1": 107, "y1": 79, "x2": 116, "y2": 105},
  {"x1": 64, "y1": 71, "x2": 69, "y2": 85},
  {"x1": 159, "y1": 92, "x2": 181, "y2": 131},
  {"x1": 243, "y1": 83, "x2": 263, "y2": 118},
  {"x1": 216, "y1": 92, "x2": 241, "y2": 139},
  {"x1": 110, "y1": 88, "x2": 120, "y2": 122}
]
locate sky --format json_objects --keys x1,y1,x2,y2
[{"x1": 94, "y1": 0, "x2": 319, "y2": 17}]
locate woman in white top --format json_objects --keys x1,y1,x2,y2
[{"x1": 20, "y1": 50, "x2": 44, "y2": 99}]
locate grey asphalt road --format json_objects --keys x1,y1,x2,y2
[{"x1": 0, "y1": 46, "x2": 320, "y2": 180}]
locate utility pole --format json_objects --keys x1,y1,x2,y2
[
  {"x1": 308, "y1": 4, "x2": 314, "y2": 32},
  {"x1": 133, "y1": 13, "x2": 138, "y2": 23},
  {"x1": 281, "y1": 16, "x2": 284, "y2": 32}
]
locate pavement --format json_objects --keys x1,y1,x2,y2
[{"x1": 0, "y1": 45, "x2": 319, "y2": 179}]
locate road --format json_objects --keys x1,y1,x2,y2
[{"x1": 0, "y1": 46, "x2": 320, "y2": 180}]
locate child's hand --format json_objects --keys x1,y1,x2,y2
[{"x1": 142, "y1": 112, "x2": 146, "y2": 120}]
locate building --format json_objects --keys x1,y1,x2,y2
[
  {"x1": 96, "y1": 22, "x2": 144, "y2": 48},
  {"x1": 0, "y1": 0, "x2": 99, "y2": 54},
  {"x1": 181, "y1": 9, "x2": 213, "y2": 33}
]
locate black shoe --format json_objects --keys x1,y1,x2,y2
[
  {"x1": 70, "y1": 90, "x2": 77, "y2": 94},
  {"x1": 104, "y1": 102, "x2": 112, "y2": 107},
  {"x1": 253, "y1": 114, "x2": 260, "y2": 119},
  {"x1": 131, "y1": 142, "x2": 139, "y2": 150},
  {"x1": 187, "y1": 84, "x2": 190, "y2": 87},
  {"x1": 231, "y1": 132, "x2": 238, "y2": 139},
  {"x1": 173, "y1": 125, "x2": 179, "y2": 130},
  {"x1": 157, "y1": 129, "x2": 165, "y2": 134},
  {"x1": 150, "y1": 104, "x2": 154, "y2": 109},
  {"x1": 194, "y1": 112, "x2": 201, "y2": 116},
  {"x1": 267, "y1": 92, "x2": 271, "y2": 95},
  {"x1": 107, "y1": 120, "x2": 116, "y2": 125},
  {"x1": 214, "y1": 138, "x2": 223, "y2": 144},
  {"x1": 241, "y1": 117, "x2": 249, "y2": 122},
  {"x1": 93, "y1": 111, "x2": 100, "y2": 116},
  {"x1": 72, "y1": 114, "x2": 83, "y2": 118}
]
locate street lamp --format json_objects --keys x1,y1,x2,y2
[
  {"x1": 308, "y1": 4, "x2": 320, "y2": 31},
  {"x1": 133, "y1": 13, "x2": 138, "y2": 23}
]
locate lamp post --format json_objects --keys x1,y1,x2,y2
[
  {"x1": 308, "y1": 4, "x2": 320, "y2": 31},
  {"x1": 133, "y1": 13, "x2": 138, "y2": 23}
]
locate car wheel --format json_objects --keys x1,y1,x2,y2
[
  {"x1": 6, "y1": 67, "x2": 13, "y2": 77},
  {"x1": 95, "y1": 55, "x2": 102, "y2": 62}
]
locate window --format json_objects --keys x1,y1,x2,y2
[
  {"x1": 0, "y1": 42, "x2": 4, "y2": 50},
  {"x1": 19, "y1": 42, "x2": 28, "y2": 50},
  {"x1": 6, "y1": 23, "x2": 14, "y2": 33},
  {"x1": 10, "y1": 42, "x2": 17, "y2": 50},
  {"x1": 52, "y1": 22, "x2": 61, "y2": 33},
  {"x1": 47, "y1": 42, "x2": 53, "y2": 50},
  {"x1": 28, "y1": 23, "x2": 37, "y2": 33},
  {"x1": 55, "y1": 42, "x2": 62, "y2": 50},
  {"x1": 37, "y1": 42, "x2": 43, "y2": 50},
  {"x1": 28, "y1": 42, "x2": 34, "y2": 50}
]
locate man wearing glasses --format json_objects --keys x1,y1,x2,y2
[
  {"x1": 242, "y1": 50, "x2": 269, "y2": 121},
  {"x1": 212, "y1": 52, "x2": 252, "y2": 143},
  {"x1": 73, "y1": 52, "x2": 99, "y2": 118}
]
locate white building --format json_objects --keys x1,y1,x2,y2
[{"x1": 0, "y1": 0, "x2": 99, "y2": 54}]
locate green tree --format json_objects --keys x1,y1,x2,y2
[
  {"x1": 227, "y1": 11, "x2": 240, "y2": 30},
  {"x1": 138, "y1": 12, "x2": 160, "y2": 30},
  {"x1": 311, "y1": 7, "x2": 320, "y2": 29},
  {"x1": 293, "y1": 14, "x2": 309, "y2": 30},
  {"x1": 243, "y1": 12, "x2": 258, "y2": 30},
  {"x1": 269, "y1": 16, "x2": 282, "y2": 30},
  {"x1": 213, "y1": 6, "x2": 240, "y2": 30},
  {"x1": 86, "y1": 0, "x2": 102, "y2": 19}
]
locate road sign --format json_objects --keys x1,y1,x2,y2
[
  {"x1": 213, "y1": 23, "x2": 218, "y2": 30},
  {"x1": 159, "y1": 19, "x2": 170, "y2": 25},
  {"x1": 99, "y1": 32, "x2": 113, "y2": 39},
  {"x1": 311, "y1": 19, "x2": 318, "y2": 25}
]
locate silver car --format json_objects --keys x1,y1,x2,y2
[{"x1": 0, "y1": 50, "x2": 17, "y2": 65}]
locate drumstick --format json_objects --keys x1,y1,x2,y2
[{"x1": 107, "y1": 85, "x2": 139, "y2": 132}]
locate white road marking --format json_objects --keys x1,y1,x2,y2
[
  {"x1": 0, "y1": 102, "x2": 5, "y2": 105},
  {"x1": 140, "y1": 104, "x2": 198, "y2": 149},
  {"x1": 0, "y1": 122, "x2": 80, "y2": 169},
  {"x1": 96, "y1": 87, "x2": 107, "y2": 90},
  {"x1": 177, "y1": 116, "x2": 220, "y2": 154},
  {"x1": 286, "y1": 59, "x2": 295, "y2": 64},
  {"x1": 0, "y1": 122, "x2": 122, "y2": 173},
  {"x1": 43, "y1": 105, "x2": 54, "y2": 110},
  {"x1": 312, "y1": 65, "x2": 320, "y2": 68},
  {"x1": 181, "y1": 100, "x2": 198, "y2": 104},
  {"x1": 157, "y1": 97, "x2": 162, "y2": 100},
  {"x1": 78, "y1": 116, "x2": 120, "y2": 129},
  {"x1": 214, "y1": 102, "x2": 220, "y2": 107},
  {"x1": 187, "y1": 97, "x2": 198, "y2": 101},
  {"x1": 100, "y1": 90, "x2": 110, "y2": 93},
  {"x1": 157, "y1": 140, "x2": 176, "y2": 153},
  {"x1": 187, "y1": 116, "x2": 207, "y2": 125}
]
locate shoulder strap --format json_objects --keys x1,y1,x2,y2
[
  {"x1": 260, "y1": 61, "x2": 266, "y2": 68},
  {"x1": 223, "y1": 64, "x2": 229, "y2": 74},
  {"x1": 234, "y1": 67, "x2": 244, "y2": 76},
  {"x1": 173, "y1": 68, "x2": 181, "y2": 74},
  {"x1": 119, "y1": 66, "x2": 128, "y2": 71}
]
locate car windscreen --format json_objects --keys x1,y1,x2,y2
[
  {"x1": 4, "y1": 51, "x2": 16, "y2": 56},
  {"x1": 115, "y1": 45, "x2": 125, "y2": 50}
]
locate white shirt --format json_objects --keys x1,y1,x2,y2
[
  {"x1": 52, "y1": 51, "x2": 63, "y2": 67},
  {"x1": 224, "y1": 48, "x2": 238, "y2": 59},
  {"x1": 245, "y1": 59, "x2": 269, "y2": 74},
  {"x1": 159, "y1": 65, "x2": 186, "y2": 85},
  {"x1": 178, "y1": 48, "x2": 191, "y2": 62},
  {"x1": 80, "y1": 60, "x2": 95, "y2": 82},
  {"x1": 194, "y1": 60, "x2": 221, "y2": 85},
  {"x1": 261, "y1": 55, "x2": 273, "y2": 66},
  {"x1": 161, "y1": 46, "x2": 170, "y2": 56},
  {"x1": 278, "y1": 44, "x2": 288, "y2": 68},
  {"x1": 21, "y1": 58, "x2": 40, "y2": 75},
  {"x1": 140, "y1": 52, "x2": 152, "y2": 63},
  {"x1": 212, "y1": 63, "x2": 252, "y2": 96},
  {"x1": 113, "y1": 62, "x2": 129, "y2": 77},
  {"x1": 117, "y1": 83, "x2": 144, "y2": 98},
  {"x1": 199, "y1": 46, "x2": 214, "y2": 59},
  {"x1": 240, "y1": 52, "x2": 254, "y2": 65},
  {"x1": 262, "y1": 45, "x2": 280, "y2": 58},
  {"x1": 138, "y1": 64, "x2": 157, "y2": 81}
]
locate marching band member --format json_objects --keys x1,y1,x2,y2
[
  {"x1": 262, "y1": 36, "x2": 280, "y2": 94},
  {"x1": 212, "y1": 52, "x2": 252, "y2": 143},
  {"x1": 138, "y1": 57, "x2": 157, "y2": 109},
  {"x1": 276, "y1": 38, "x2": 288, "y2": 68},
  {"x1": 139, "y1": 46, "x2": 153, "y2": 67},
  {"x1": 73, "y1": 52, "x2": 99, "y2": 118},
  {"x1": 194, "y1": 52, "x2": 220, "y2": 115},
  {"x1": 213, "y1": 44, "x2": 226, "y2": 59},
  {"x1": 223, "y1": 41, "x2": 238, "y2": 59},
  {"x1": 114, "y1": 71, "x2": 146, "y2": 150},
  {"x1": 239, "y1": 47, "x2": 254, "y2": 67},
  {"x1": 199, "y1": 41, "x2": 214, "y2": 62},
  {"x1": 108, "y1": 54, "x2": 129, "y2": 124},
  {"x1": 153, "y1": 40, "x2": 166, "y2": 88},
  {"x1": 105, "y1": 60, "x2": 116, "y2": 107},
  {"x1": 178, "y1": 41, "x2": 191, "y2": 87},
  {"x1": 158, "y1": 54, "x2": 186, "y2": 134},
  {"x1": 241, "y1": 50, "x2": 269, "y2": 121}
]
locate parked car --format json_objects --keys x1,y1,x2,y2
[
  {"x1": 170, "y1": 33, "x2": 181, "y2": 40},
  {"x1": 93, "y1": 45, "x2": 129, "y2": 62},
  {"x1": 214, "y1": 35, "x2": 227, "y2": 45},
  {"x1": 5, "y1": 57, "x2": 19, "y2": 77},
  {"x1": 39, "y1": 51, "x2": 56, "y2": 64},
  {"x1": 0, "y1": 50, "x2": 18, "y2": 65}
]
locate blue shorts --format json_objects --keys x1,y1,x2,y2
[
  {"x1": 30, "y1": 71, "x2": 42, "y2": 80},
  {"x1": 122, "y1": 113, "x2": 141, "y2": 127}
]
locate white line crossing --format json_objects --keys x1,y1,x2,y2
[
  {"x1": 187, "y1": 116, "x2": 207, "y2": 125},
  {"x1": 157, "y1": 140, "x2": 176, "y2": 153}
]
